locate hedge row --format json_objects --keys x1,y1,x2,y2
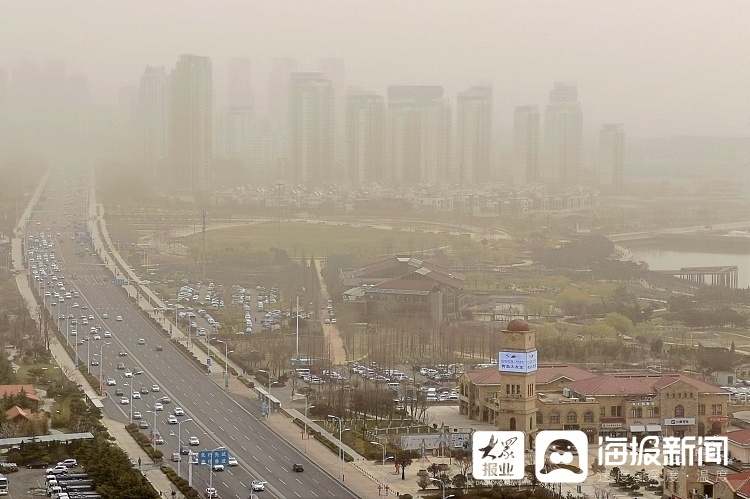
[
  {"x1": 160, "y1": 464, "x2": 202, "y2": 499},
  {"x1": 125, "y1": 423, "x2": 164, "y2": 462},
  {"x1": 292, "y1": 418, "x2": 354, "y2": 462},
  {"x1": 170, "y1": 339, "x2": 210, "y2": 373}
]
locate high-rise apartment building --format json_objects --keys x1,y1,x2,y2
[
  {"x1": 228, "y1": 57, "x2": 254, "y2": 109},
  {"x1": 289, "y1": 72, "x2": 334, "y2": 184},
  {"x1": 456, "y1": 85, "x2": 492, "y2": 185},
  {"x1": 318, "y1": 58, "x2": 346, "y2": 172},
  {"x1": 138, "y1": 66, "x2": 169, "y2": 171},
  {"x1": 544, "y1": 82, "x2": 582, "y2": 187},
  {"x1": 268, "y1": 58, "x2": 297, "y2": 134},
  {"x1": 387, "y1": 86, "x2": 451, "y2": 185},
  {"x1": 345, "y1": 89, "x2": 385, "y2": 184},
  {"x1": 169, "y1": 54, "x2": 212, "y2": 202},
  {"x1": 514, "y1": 105, "x2": 541, "y2": 185},
  {"x1": 599, "y1": 123, "x2": 624, "y2": 187}
]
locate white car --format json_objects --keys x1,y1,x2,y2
[
  {"x1": 205, "y1": 488, "x2": 218, "y2": 499},
  {"x1": 120, "y1": 397, "x2": 129, "y2": 405},
  {"x1": 212, "y1": 463, "x2": 224, "y2": 472},
  {"x1": 154, "y1": 402, "x2": 164, "y2": 411},
  {"x1": 132, "y1": 392, "x2": 141, "y2": 399},
  {"x1": 106, "y1": 378, "x2": 116, "y2": 386},
  {"x1": 173, "y1": 407, "x2": 185, "y2": 416},
  {"x1": 251, "y1": 480, "x2": 266, "y2": 491},
  {"x1": 137, "y1": 338, "x2": 146, "y2": 345},
  {"x1": 116, "y1": 315, "x2": 123, "y2": 321},
  {"x1": 102, "y1": 313, "x2": 109, "y2": 319},
  {"x1": 93, "y1": 334, "x2": 101, "y2": 340},
  {"x1": 168, "y1": 415, "x2": 178, "y2": 424},
  {"x1": 228, "y1": 456, "x2": 238, "y2": 467},
  {"x1": 104, "y1": 331, "x2": 112, "y2": 338},
  {"x1": 124, "y1": 371, "x2": 133, "y2": 378},
  {"x1": 152, "y1": 384, "x2": 160, "y2": 392},
  {"x1": 189, "y1": 436, "x2": 200, "y2": 446}
]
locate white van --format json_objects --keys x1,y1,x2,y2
[{"x1": 295, "y1": 369, "x2": 310, "y2": 378}]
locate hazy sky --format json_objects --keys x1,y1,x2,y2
[{"x1": 3, "y1": 1, "x2": 749, "y2": 138}]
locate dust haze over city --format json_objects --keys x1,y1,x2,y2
[{"x1": 2, "y1": 2, "x2": 750, "y2": 499}]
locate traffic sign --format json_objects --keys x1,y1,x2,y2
[{"x1": 198, "y1": 449, "x2": 229, "y2": 466}]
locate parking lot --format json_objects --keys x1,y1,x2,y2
[{"x1": 7, "y1": 466, "x2": 48, "y2": 498}]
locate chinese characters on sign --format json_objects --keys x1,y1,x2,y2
[
  {"x1": 498, "y1": 351, "x2": 538, "y2": 373},
  {"x1": 472, "y1": 431, "x2": 525, "y2": 480},
  {"x1": 597, "y1": 436, "x2": 728, "y2": 467}
]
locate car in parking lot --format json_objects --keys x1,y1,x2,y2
[
  {"x1": 189, "y1": 436, "x2": 200, "y2": 446},
  {"x1": 59, "y1": 458, "x2": 78, "y2": 468}
]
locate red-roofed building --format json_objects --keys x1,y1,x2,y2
[
  {"x1": 340, "y1": 255, "x2": 464, "y2": 324},
  {"x1": 458, "y1": 322, "x2": 730, "y2": 443},
  {"x1": 721, "y1": 429, "x2": 750, "y2": 464},
  {"x1": 5, "y1": 406, "x2": 33, "y2": 424},
  {"x1": 0, "y1": 384, "x2": 41, "y2": 411}
]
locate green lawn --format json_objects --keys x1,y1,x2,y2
[{"x1": 185, "y1": 221, "x2": 458, "y2": 258}]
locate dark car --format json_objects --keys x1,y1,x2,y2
[
  {"x1": 115, "y1": 388, "x2": 124, "y2": 396},
  {"x1": 180, "y1": 446, "x2": 191, "y2": 455},
  {"x1": 292, "y1": 463, "x2": 304, "y2": 472},
  {"x1": 156, "y1": 345, "x2": 163, "y2": 351},
  {"x1": 27, "y1": 461, "x2": 48, "y2": 469}
]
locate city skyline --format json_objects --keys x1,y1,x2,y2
[{"x1": 2, "y1": 1, "x2": 749, "y2": 139}]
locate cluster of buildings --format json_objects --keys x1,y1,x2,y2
[
  {"x1": 0, "y1": 57, "x2": 626, "y2": 202},
  {"x1": 458, "y1": 320, "x2": 732, "y2": 449}
]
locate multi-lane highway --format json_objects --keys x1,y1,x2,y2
[{"x1": 28, "y1": 170, "x2": 358, "y2": 499}]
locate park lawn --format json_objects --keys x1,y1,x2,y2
[{"x1": 185, "y1": 221, "x2": 457, "y2": 258}]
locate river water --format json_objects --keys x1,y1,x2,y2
[{"x1": 628, "y1": 248, "x2": 750, "y2": 289}]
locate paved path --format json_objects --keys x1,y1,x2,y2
[{"x1": 312, "y1": 258, "x2": 347, "y2": 365}]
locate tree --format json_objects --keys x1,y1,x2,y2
[
  {"x1": 603, "y1": 312, "x2": 633, "y2": 335},
  {"x1": 394, "y1": 450, "x2": 416, "y2": 480},
  {"x1": 417, "y1": 475, "x2": 430, "y2": 490}
]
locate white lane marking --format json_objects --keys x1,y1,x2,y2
[
  {"x1": 271, "y1": 444, "x2": 277, "y2": 451},
  {"x1": 229, "y1": 435, "x2": 235, "y2": 441},
  {"x1": 240, "y1": 445, "x2": 246, "y2": 451},
  {"x1": 294, "y1": 492, "x2": 301, "y2": 497},
  {"x1": 278, "y1": 479, "x2": 286, "y2": 485},
  {"x1": 268, "y1": 455, "x2": 275, "y2": 462}
]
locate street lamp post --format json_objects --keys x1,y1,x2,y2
[
  {"x1": 328, "y1": 415, "x2": 350, "y2": 481},
  {"x1": 304, "y1": 399, "x2": 315, "y2": 453},
  {"x1": 98, "y1": 341, "x2": 110, "y2": 393},
  {"x1": 175, "y1": 418, "x2": 193, "y2": 476},
  {"x1": 429, "y1": 477, "x2": 455, "y2": 499},
  {"x1": 216, "y1": 340, "x2": 233, "y2": 388},
  {"x1": 86, "y1": 337, "x2": 90, "y2": 369},
  {"x1": 209, "y1": 446, "x2": 225, "y2": 489},
  {"x1": 370, "y1": 438, "x2": 387, "y2": 466}
]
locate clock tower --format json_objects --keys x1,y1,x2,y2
[{"x1": 496, "y1": 319, "x2": 538, "y2": 449}]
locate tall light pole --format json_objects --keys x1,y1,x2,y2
[
  {"x1": 328, "y1": 415, "x2": 349, "y2": 481},
  {"x1": 209, "y1": 446, "x2": 225, "y2": 489},
  {"x1": 370, "y1": 440, "x2": 387, "y2": 466},
  {"x1": 175, "y1": 418, "x2": 193, "y2": 476},
  {"x1": 86, "y1": 336, "x2": 91, "y2": 369},
  {"x1": 98, "y1": 341, "x2": 111, "y2": 393},
  {"x1": 429, "y1": 477, "x2": 454, "y2": 499},
  {"x1": 216, "y1": 340, "x2": 233, "y2": 388},
  {"x1": 304, "y1": 399, "x2": 314, "y2": 453}
]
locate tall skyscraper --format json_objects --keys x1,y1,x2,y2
[
  {"x1": 228, "y1": 57, "x2": 254, "y2": 109},
  {"x1": 599, "y1": 123, "x2": 624, "y2": 187},
  {"x1": 387, "y1": 86, "x2": 451, "y2": 185},
  {"x1": 318, "y1": 58, "x2": 346, "y2": 170},
  {"x1": 456, "y1": 85, "x2": 492, "y2": 185},
  {"x1": 138, "y1": 66, "x2": 169, "y2": 171},
  {"x1": 169, "y1": 54, "x2": 212, "y2": 202},
  {"x1": 0, "y1": 68, "x2": 7, "y2": 157},
  {"x1": 268, "y1": 58, "x2": 297, "y2": 134},
  {"x1": 514, "y1": 105, "x2": 541, "y2": 185},
  {"x1": 289, "y1": 72, "x2": 334, "y2": 184},
  {"x1": 345, "y1": 89, "x2": 385, "y2": 184},
  {"x1": 544, "y1": 82, "x2": 582, "y2": 187}
]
